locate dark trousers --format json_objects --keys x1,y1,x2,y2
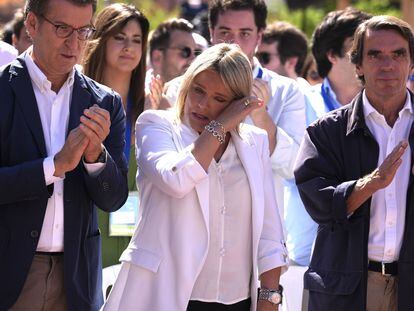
[{"x1": 187, "y1": 298, "x2": 251, "y2": 311}]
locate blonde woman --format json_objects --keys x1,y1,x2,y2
[{"x1": 104, "y1": 43, "x2": 288, "y2": 311}]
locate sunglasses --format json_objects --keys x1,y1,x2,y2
[
  {"x1": 164, "y1": 46, "x2": 202, "y2": 59},
  {"x1": 256, "y1": 51, "x2": 279, "y2": 65}
]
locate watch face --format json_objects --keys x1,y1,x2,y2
[{"x1": 269, "y1": 292, "x2": 282, "y2": 304}]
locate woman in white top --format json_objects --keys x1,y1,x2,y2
[{"x1": 103, "y1": 43, "x2": 288, "y2": 311}]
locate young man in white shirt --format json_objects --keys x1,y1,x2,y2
[{"x1": 257, "y1": 20, "x2": 317, "y2": 269}]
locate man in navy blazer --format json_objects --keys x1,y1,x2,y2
[
  {"x1": 0, "y1": 0, "x2": 128, "y2": 310},
  {"x1": 295, "y1": 16, "x2": 414, "y2": 310}
]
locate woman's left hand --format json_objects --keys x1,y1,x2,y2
[
  {"x1": 215, "y1": 96, "x2": 263, "y2": 132},
  {"x1": 251, "y1": 78, "x2": 270, "y2": 112}
]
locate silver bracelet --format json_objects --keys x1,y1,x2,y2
[{"x1": 204, "y1": 120, "x2": 226, "y2": 144}]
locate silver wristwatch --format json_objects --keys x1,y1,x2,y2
[{"x1": 258, "y1": 286, "x2": 283, "y2": 305}]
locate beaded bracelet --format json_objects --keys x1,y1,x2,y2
[{"x1": 205, "y1": 120, "x2": 226, "y2": 144}]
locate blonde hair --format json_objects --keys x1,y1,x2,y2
[{"x1": 176, "y1": 43, "x2": 253, "y2": 121}]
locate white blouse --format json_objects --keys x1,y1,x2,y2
[{"x1": 190, "y1": 138, "x2": 253, "y2": 304}]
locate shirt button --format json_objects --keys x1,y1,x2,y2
[
  {"x1": 220, "y1": 248, "x2": 226, "y2": 257},
  {"x1": 221, "y1": 206, "x2": 226, "y2": 215},
  {"x1": 386, "y1": 249, "x2": 392, "y2": 255},
  {"x1": 387, "y1": 221, "x2": 394, "y2": 227},
  {"x1": 57, "y1": 192, "x2": 62, "y2": 196},
  {"x1": 30, "y1": 230, "x2": 39, "y2": 238}
]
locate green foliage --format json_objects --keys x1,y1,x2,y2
[
  {"x1": 266, "y1": 0, "x2": 401, "y2": 41},
  {"x1": 267, "y1": 2, "x2": 326, "y2": 39},
  {"x1": 96, "y1": 0, "x2": 179, "y2": 31},
  {"x1": 95, "y1": 0, "x2": 402, "y2": 41},
  {"x1": 353, "y1": 0, "x2": 400, "y2": 18}
]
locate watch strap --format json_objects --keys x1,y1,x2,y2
[
  {"x1": 96, "y1": 147, "x2": 107, "y2": 163},
  {"x1": 258, "y1": 285, "x2": 283, "y2": 305}
]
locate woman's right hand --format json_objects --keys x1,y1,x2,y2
[{"x1": 216, "y1": 96, "x2": 263, "y2": 132}]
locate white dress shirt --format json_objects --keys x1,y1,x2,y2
[
  {"x1": 25, "y1": 50, "x2": 104, "y2": 252},
  {"x1": 363, "y1": 90, "x2": 413, "y2": 262},
  {"x1": 0, "y1": 41, "x2": 17, "y2": 67},
  {"x1": 25, "y1": 51, "x2": 73, "y2": 252},
  {"x1": 248, "y1": 59, "x2": 306, "y2": 225},
  {"x1": 191, "y1": 139, "x2": 253, "y2": 304}
]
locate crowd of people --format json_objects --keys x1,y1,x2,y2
[{"x1": 1, "y1": 0, "x2": 414, "y2": 310}]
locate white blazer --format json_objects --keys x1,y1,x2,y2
[{"x1": 103, "y1": 110, "x2": 288, "y2": 311}]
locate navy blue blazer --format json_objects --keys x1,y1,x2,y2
[{"x1": 0, "y1": 56, "x2": 128, "y2": 311}]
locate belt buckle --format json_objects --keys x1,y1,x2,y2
[{"x1": 381, "y1": 262, "x2": 391, "y2": 276}]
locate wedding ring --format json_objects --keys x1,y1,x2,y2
[{"x1": 244, "y1": 99, "x2": 250, "y2": 106}]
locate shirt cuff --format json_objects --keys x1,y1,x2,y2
[
  {"x1": 43, "y1": 156, "x2": 64, "y2": 186},
  {"x1": 83, "y1": 160, "x2": 106, "y2": 177},
  {"x1": 270, "y1": 126, "x2": 297, "y2": 179},
  {"x1": 258, "y1": 241, "x2": 289, "y2": 276}
]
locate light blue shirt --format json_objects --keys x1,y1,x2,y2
[
  {"x1": 283, "y1": 80, "x2": 323, "y2": 266},
  {"x1": 285, "y1": 78, "x2": 346, "y2": 265},
  {"x1": 307, "y1": 78, "x2": 342, "y2": 121}
]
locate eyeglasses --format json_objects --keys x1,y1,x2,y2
[
  {"x1": 40, "y1": 14, "x2": 95, "y2": 41},
  {"x1": 164, "y1": 46, "x2": 202, "y2": 59},
  {"x1": 256, "y1": 51, "x2": 279, "y2": 65}
]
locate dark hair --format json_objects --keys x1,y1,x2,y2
[
  {"x1": 24, "y1": 0, "x2": 97, "y2": 19},
  {"x1": 83, "y1": 3, "x2": 149, "y2": 126},
  {"x1": 1, "y1": 22, "x2": 14, "y2": 44},
  {"x1": 262, "y1": 21, "x2": 308, "y2": 75},
  {"x1": 208, "y1": 0, "x2": 267, "y2": 31},
  {"x1": 192, "y1": 10, "x2": 210, "y2": 44},
  {"x1": 149, "y1": 18, "x2": 193, "y2": 58},
  {"x1": 350, "y1": 15, "x2": 414, "y2": 83},
  {"x1": 311, "y1": 7, "x2": 371, "y2": 78},
  {"x1": 11, "y1": 9, "x2": 25, "y2": 39}
]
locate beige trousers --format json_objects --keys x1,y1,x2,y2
[
  {"x1": 9, "y1": 254, "x2": 67, "y2": 311},
  {"x1": 366, "y1": 270, "x2": 398, "y2": 311}
]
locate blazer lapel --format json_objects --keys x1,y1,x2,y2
[
  {"x1": 170, "y1": 119, "x2": 210, "y2": 232},
  {"x1": 68, "y1": 71, "x2": 91, "y2": 134},
  {"x1": 182, "y1": 127, "x2": 209, "y2": 232},
  {"x1": 9, "y1": 57, "x2": 47, "y2": 157}
]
